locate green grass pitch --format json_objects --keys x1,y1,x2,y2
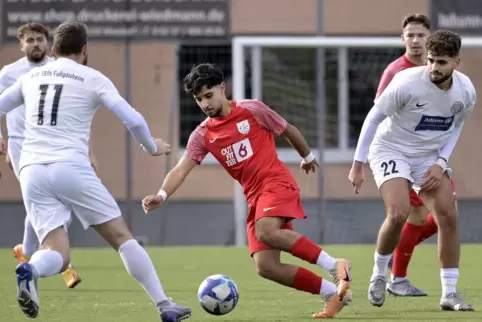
[{"x1": 0, "y1": 244, "x2": 481, "y2": 321}]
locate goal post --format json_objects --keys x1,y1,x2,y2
[{"x1": 230, "y1": 35, "x2": 482, "y2": 247}]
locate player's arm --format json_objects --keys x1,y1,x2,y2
[
  {"x1": 349, "y1": 74, "x2": 408, "y2": 193},
  {"x1": 142, "y1": 128, "x2": 208, "y2": 213},
  {"x1": 248, "y1": 100, "x2": 316, "y2": 165},
  {"x1": 0, "y1": 76, "x2": 24, "y2": 135},
  {"x1": 437, "y1": 89, "x2": 477, "y2": 168},
  {"x1": 93, "y1": 74, "x2": 166, "y2": 155},
  {"x1": 353, "y1": 74, "x2": 408, "y2": 165},
  {"x1": 0, "y1": 67, "x2": 11, "y2": 153},
  {"x1": 281, "y1": 124, "x2": 312, "y2": 162}
]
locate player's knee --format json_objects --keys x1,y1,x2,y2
[
  {"x1": 255, "y1": 218, "x2": 282, "y2": 247},
  {"x1": 407, "y1": 206, "x2": 429, "y2": 225},
  {"x1": 255, "y1": 258, "x2": 280, "y2": 280},
  {"x1": 434, "y1": 206, "x2": 457, "y2": 230},
  {"x1": 386, "y1": 204, "x2": 409, "y2": 226},
  {"x1": 92, "y1": 217, "x2": 133, "y2": 250},
  {"x1": 255, "y1": 226, "x2": 277, "y2": 247}
]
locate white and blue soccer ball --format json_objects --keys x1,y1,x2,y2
[{"x1": 197, "y1": 274, "x2": 239, "y2": 316}]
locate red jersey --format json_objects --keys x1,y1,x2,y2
[
  {"x1": 375, "y1": 55, "x2": 421, "y2": 99},
  {"x1": 185, "y1": 99, "x2": 298, "y2": 203}
]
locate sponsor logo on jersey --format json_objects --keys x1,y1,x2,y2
[
  {"x1": 221, "y1": 138, "x2": 253, "y2": 167},
  {"x1": 414, "y1": 115, "x2": 454, "y2": 132}
]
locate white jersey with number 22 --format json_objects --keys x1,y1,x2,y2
[{"x1": 370, "y1": 66, "x2": 476, "y2": 158}]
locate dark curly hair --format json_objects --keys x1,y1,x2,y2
[
  {"x1": 426, "y1": 29, "x2": 461, "y2": 58},
  {"x1": 183, "y1": 63, "x2": 224, "y2": 96}
]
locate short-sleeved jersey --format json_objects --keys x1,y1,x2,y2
[
  {"x1": 371, "y1": 66, "x2": 476, "y2": 157},
  {"x1": 0, "y1": 56, "x2": 54, "y2": 139},
  {"x1": 184, "y1": 100, "x2": 297, "y2": 203},
  {"x1": 375, "y1": 55, "x2": 420, "y2": 99},
  {"x1": 16, "y1": 58, "x2": 122, "y2": 170}
]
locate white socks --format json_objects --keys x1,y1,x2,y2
[
  {"x1": 441, "y1": 268, "x2": 458, "y2": 297},
  {"x1": 371, "y1": 252, "x2": 392, "y2": 280},
  {"x1": 320, "y1": 279, "x2": 337, "y2": 296},
  {"x1": 29, "y1": 249, "x2": 63, "y2": 277},
  {"x1": 316, "y1": 251, "x2": 338, "y2": 272},
  {"x1": 119, "y1": 239, "x2": 168, "y2": 305},
  {"x1": 22, "y1": 216, "x2": 38, "y2": 258}
]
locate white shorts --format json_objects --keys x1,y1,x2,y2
[
  {"x1": 19, "y1": 161, "x2": 121, "y2": 244},
  {"x1": 8, "y1": 137, "x2": 23, "y2": 180},
  {"x1": 368, "y1": 150, "x2": 451, "y2": 191}
]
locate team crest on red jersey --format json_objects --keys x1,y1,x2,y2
[{"x1": 236, "y1": 120, "x2": 250, "y2": 134}]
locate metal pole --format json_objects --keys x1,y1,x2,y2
[
  {"x1": 232, "y1": 40, "x2": 247, "y2": 247},
  {"x1": 316, "y1": 0, "x2": 326, "y2": 244},
  {"x1": 158, "y1": 42, "x2": 181, "y2": 245},
  {"x1": 251, "y1": 46, "x2": 262, "y2": 99},
  {"x1": 124, "y1": 0, "x2": 133, "y2": 232}
]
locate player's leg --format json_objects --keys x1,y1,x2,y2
[
  {"x1": 387, "y1": 192, "x2": 428, "y2": 297},
  {"x1": 9, "y1": 138, "x2": 81, "y2": 289},
  {"x1": 249, "y1": 222, "x2": 347, "y2": 319},
  {"x1": 59, "y1": 216, "x2": 82, "y2": 289},
  {"x1": 419, "y1": 174, "x2": 473, "y2": 311},
  {"x1": 13, "y1": 216, "x2": 37, "y2": 262},
  {"x1": 254, "y1": 185, "x2": 351, "y2": 294},
  {"x1": 16, "y1": 164, "x2": 73, "y2": 318},
  {"x1": 415, "y1": 177, "x2": 456, "y2": 244},
  {"x1": 8, "y1": 139, "x2": 39, "y2": 262},
  {"x1": 56, "y1": 162, "x2": 190, "y2": 321},
  {"x1": 367, "y1": 154, "x2": 413, "y2": 307}
]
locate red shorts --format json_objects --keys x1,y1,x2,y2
[
  {"x1": 410, "y1": 177, "x2": 457, "y2": 207},
  {"x1": 247, "y1": 184, "x2": 306, "y2": 256}
]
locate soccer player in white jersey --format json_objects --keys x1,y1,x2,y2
[
  {"x1": 349, "y1": 30, "x2": 476, "y2": 311},
  {"x1": 0, "y1": 22, "x2": 83, "y2": 289},
  {"x1": 0, "y1": 22, "x2": 191, "y2": 321}
]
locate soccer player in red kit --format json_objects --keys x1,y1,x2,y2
[
  {"x1": 375, "y1": 14, "x2": 456, "y2": 297},
  {"x1": 142, "y1": 63, "x2": 352, "y2": 318}
]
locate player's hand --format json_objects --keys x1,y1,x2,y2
[
  {"x1": 348, "y1": 162, "x2": 365, "y2": 194},
  {"x1": 0, "y1": 139, "x2": 7, "y2": 155},
  {"x1": 300, "y1": 159, "x2": 320, "y2": 174},
  {"x1": 5, "y1": 153, "x2": 12, "y2": 170},
  {"x1": 142, "y1": 194, "x2": 165, "y2": 214},
  {"x1": 421, "y1": 164, "x2": 444, "y2": 191},
  {"x1": 151, "y1": 138, "x2": 172, "y2": 156}
]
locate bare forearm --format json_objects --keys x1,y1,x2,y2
[
  {"x1": 282, "y1": 124, "x2": 311, "y2": 158},
  {"x1": 159, "y1": 167, "x2": 188, "y2": 197}
]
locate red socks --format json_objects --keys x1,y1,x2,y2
[
  {"x1": 290, "y1": 236, "x2": 322, "y2": 264},
  {"x1": 418, "y1": 214, "x2": 438, "y2": 243},
  {"x1": 293, "y1": 267, "x2": 322, "y2": 295},
  {"x1": 392, "y1": 214, "x2": 439, "y2": 278},
  {"x1": 392, "y1": 222, "x2": 424, "y2": 278}
]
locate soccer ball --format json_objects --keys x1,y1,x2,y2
[{"x1": 197, "y1": 274, "x2": 239, "y2": 315}]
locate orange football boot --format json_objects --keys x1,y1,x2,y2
[
  {"x1": 13, "y1": 244, "x2": 29, "y2": 263},
  {"x1": 62, "y1": 267, "x2": 82, "y2": 289},
  {"x1": 312, "y1": 291, "x2": 352, "y2": 319}
]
